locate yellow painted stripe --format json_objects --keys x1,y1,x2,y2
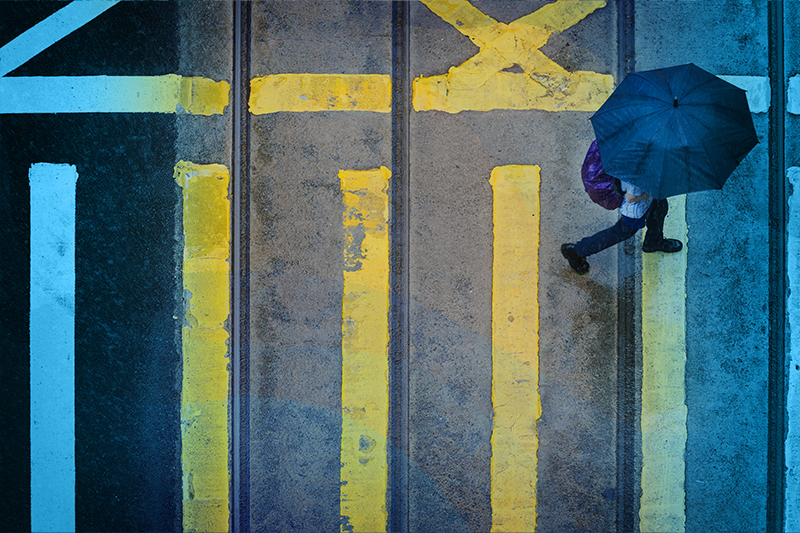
[
  {"x1": 418, "y1": 1, "x2": 504, "y2": 47},
  {"x1": 489, "y1": 165, "x2": 541, "y2": 533},
  {"x1": 175, "y1": 161, "x2": 231, "y2": 533},
  {"x1": 414, "y1": 0, "x2": 613, "y2": 113},
  {"x1": 250, "y1": 74, "x2": 391, "y2": 114},
  {"x1": 514, "y1": 1, "x2": 606, "y2": 34},
  {"x1": 178, "y1": 76, "x2": 231, "y2": 116},
  {"x1": 340, "y1": 167, "x2": 391, "y2": 533},
  {"x1": 413, "y1": 71, "x2": 614, "y2": 113},
  {"x1": 640, "y1": 195, "x2": 688, "y2": 532}
]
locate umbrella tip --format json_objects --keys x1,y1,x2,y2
[{"x1": 673, "y1": 97, "x2": 678, "y2": 108}]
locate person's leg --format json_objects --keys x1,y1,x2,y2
[
  {"x1": 642, "y1": 198, "x2": 682, "y2": 253},
  {"x1": 574, "y1": 218, "x2": 639, "y2": 258},
  {"x1": 643, "y1": 198, "x2": 668, "y2": 244}
]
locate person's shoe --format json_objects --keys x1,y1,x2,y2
[
  {"x1": 642, "y1": 238, "x2": 683, "y2": 253},
  {"x1": 561, "y1": 243, "x2": 590, "y2": 275}
]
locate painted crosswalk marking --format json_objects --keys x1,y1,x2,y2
[
  {"x1": 414, "y1": 0, "x2": 614, "y2": 113},
  {"x1": 640, "y1": 196, "x2": 688, "y2": 532},
  {"x1": 0, "y1": 0, "x2": 121, "y2": 77},
  {"x1": 489, "y1": 165, "x2": 541, "y2": 532},
  {"x1": 786, "y1": 167, "x2": 800, "y2": 532},
  {"x1": 175, "y1": 161, "x2": 231, "y2": 533},
  {"x1": 0, "y1": 76, "x2": 229, "y2": 115},
  {"x1": 250, "y1": 74, "x2": 391, "y2": 114},
  {"x1": 29, "y1": 163, "x2": 79, "y2": 533},
  {"x1": 340, "y1": 167, "x2": 391, "y2": 533},
  {"x1": 789, "y1": 76, "x2": 800, "y2": 115},
  {"x1": 717, "y1": 75, "x2": 770, "y2": 114},
  {"x1": 0, "y1": 2, "x2": 228, "y2": 115}
]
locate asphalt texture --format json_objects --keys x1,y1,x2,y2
[
  {"x1": 0, "y1": 3, "x2": 182, "y2": 532},
  {"x1": 636, "y1": 3, "x2": 770, "y2": 530},
  {"x1": 248, "y1": 3, "x2": 392, "y2": 530},
  {"x1": 408, "y1": 3, "x2": 619, "y2": 531},
  {"x1": 1, "y1": 1, "x2": 795, "y2": 532}
]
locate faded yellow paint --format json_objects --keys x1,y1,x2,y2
[
  {"x1": 339, "y1": 167, "x2": 391, "y2": 533},
  {"x1": 414, "y1": 0, "x2": 614, "y2": 113},
  {"x1": 175, "y1": 161, "x2": 231, "y2": 533},
  {"x1": 640, "y1": 195, "x2": 688, "y2": 533},
  {"x1": 179, "y1": 76, "x2": 231, "y2": 116},
  {"x1": 489, "y1": 165, "x2": 541, "y2": 532},
  {"x1": 250, "y1": 74, "x2": 391, "y2": 114}
]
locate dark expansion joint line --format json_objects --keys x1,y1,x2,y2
[
  {"x1": 389, "y1": 1, "x2": 411, "y2": 532},
  {"x1": 615, "y1": 1, "x2": 637, "y2": 532},
  {"x1": 767, "y1": 1, "x2": 786, "y2": 532},
  {"x1": 231, "y1": 2, "x2": 252, "y2": 532}
]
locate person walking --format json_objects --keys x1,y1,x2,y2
[
  {"x1": 560, "y1": 63, "x2": 759, "y2": 276},
  {"x1": 561, "y1": 180, "x2": 682, "y2": 275}
]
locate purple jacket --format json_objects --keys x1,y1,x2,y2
[{"x1": 581, "y1": 140, "x2": 623, "y2": 210}]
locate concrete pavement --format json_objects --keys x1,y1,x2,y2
[{"x1": 1, "y1": 1, "x2": 797, "y2": 532}]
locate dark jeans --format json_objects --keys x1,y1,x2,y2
[{"x1": 574, "y1": 198, "x2": 668, "y2": 258}]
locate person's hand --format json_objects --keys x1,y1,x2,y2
[{"x1": 625, "y1": 191, "x2": 651, "y2": 203}]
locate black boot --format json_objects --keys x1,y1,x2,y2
[
  {"x1": 642, "y1": 238, "x2": 683, "y2": 253},
  {"x1": 561, "y1": 243, "x2": 590, "y2": 274}
]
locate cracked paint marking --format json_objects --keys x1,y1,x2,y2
[
  {"x1": 490, "y1": 165, "x2": 541, "y2": 532},
  {"x1": 175, "y1": 161, "x2": 231, "y2": 533},
  {"x1": 250, "y1": 74, "x2": 391, "y2": 114},
  {"x1": 340, "y1": 167, "x2": 391, "y2": 533},
  {"x1": 640, "y1": 195, "x2": 687, "y2": 533},
  {"x1": 414, "y1": 0, "x2": 614, "y2": 113}
]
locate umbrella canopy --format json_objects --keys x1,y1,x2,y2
[{"x1": 589, "y1": 63, "x2": 758, "y2": 199}]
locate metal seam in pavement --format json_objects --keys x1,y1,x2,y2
[
  {"x1": 615, "y1": 1, "x2": 638, "y2": 531},
  {"x1": 231, "y1": 2, "x2": 252, "y2": 533},
  {"x1": 390, "y1": 2, "x2": 411, "y2": 531},
  {"x1": 767, "y1": 1, "x2": 787, "y2": 531}
]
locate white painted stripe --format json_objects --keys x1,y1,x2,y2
[
  {"x1": 30, "y1": 163, "x2": 78, "y2": 533},
  {"x1": 788, "y1": 76, "x2": 800, "y2": 115},
  {"x1": 0, "y1": 75, "x2": 229, "y2": 114},
  {"x1": 1, "y1": 76, "x2": 182, "y2": 113},
  {"x1": 786, "y1": 166, "x2": 800, "y2": 532},
  {"x1": 717, "y1": 75, "x2": 770, "y2": 114},
  {"x1": 0, "y1": 1, "x2": 121, "y2": 77}
]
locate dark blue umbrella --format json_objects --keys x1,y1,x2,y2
[{"x1": 590, "y1": 63, "x2": 758, "y2": 199}]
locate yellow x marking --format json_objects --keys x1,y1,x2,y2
[{"x1": 414, "y1": 0, "x2": 615, "y2": 113}]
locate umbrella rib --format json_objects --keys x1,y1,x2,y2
[
  {"x1": 590, "y1": 94, "x2": 667, "y2": 119},
  {"x1": 681, "y1": 75, "x2": 725, "y2": 101},
  {"x1": 672, "y1": 64, "x2": 693, "y2": 100},
  {"x1": 655, "y1": 116, "x2": 678, "y2": 197},
  {"x1": 683, "y1": 103, "x2": 754, "y2": 139},
  {"x1": 632, "y1": 71, "x2": 674, "y2": 101},
  {"x1": 599, "y1": 108, "x2": 670, "y2": 163},
  {"x1": 681, "y1": 109, "x2": 719, "y2": 190},
  {"x1": 690, "y1": 111, "x2": 745, "y2": 184}
]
